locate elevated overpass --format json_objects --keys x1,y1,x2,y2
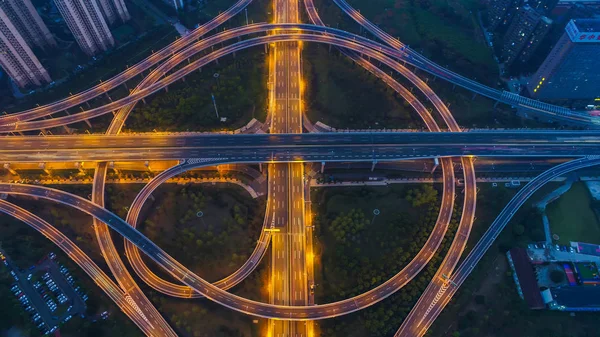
[{"x1": 1, "y1": 131, "x2": 599, "y2": 163}]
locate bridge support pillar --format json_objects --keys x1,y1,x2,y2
[
  {"x1": 264, "y1": 44, "x2": 267, "y2": 53},
  {"x1": 123, "y1": 81, "x2": 128, "y2": 91},
  {"x1": 164, "y1": 85, "x2": 168, "y2": 93},
  {"x1": 145, "y1": 160, "x2": 152, "y2": 172},
  {"x1": 3, "y1": 163, "x2": 18, "y2": 176},
  {"x1": 105, "y1": 93, "x2": 112, "y2": 102},
  {"x1": 320, "y1": 161, "x2": 325, "y2": 174},
  {"x1": 141, "y1": 98, "x2": 146, "y2": 105},
  {"x1": 109, "y1": 162, "x2": 119, "y2": 175},
  {"x1": 432, "y1": 75, "x2": 436, "y2": 82},
  {"x1": 86, "y1": 101, "x2": 91, "y2": 108},
  {"x1": 494, "y1": 101, "x2": 500, "y2": 108},
  {"x1": 329, "y1": 44, "x2": 332, "y2": 53},
  {"x1": 259, "y1": 162, "x2": 263, "y2": 172},
  {"x1": 84, "y1": 119, "x2": 92, "y2": 128},
  {"x1": 371, "y1": 160, "x2": 377, "y2": 172},
  {"x1": 425, "y1": 77, "x2": 429, "y2": 84},
  {"x1": 38, "y1": 163, "x2": 51, "y2": 175},
  {"x1": 75, "y1": 162, "x2": 85, "y2": 173},
  {"x1": 215, "y1": 58, "x2": 219, "y2": 65},
  {"x1": 472, "y1": 93, "x2": 477, "y2": 100},
  {"x1": 452, "y1": 84, "x2": 456, "y2": 91},
  {"x1": 430, "y1": 158, "x2": 439, "y2": 174},
  {"x1": 62, "y1": 125, "x2": 72, "y2": 134}
]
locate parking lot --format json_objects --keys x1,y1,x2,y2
[{"x1": 2, "y1": 250, "x2": 87, "y2": 335}]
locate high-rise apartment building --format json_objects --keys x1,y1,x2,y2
[
  {"x1": 0, "y1": 6, "x2": 51, "y2": 87},
  {"x1": 97, "y1": 0, "x2": 130, "y2": 25},
  {"x1": 0, "y1": 0, "x2": 56, "y2": 50},
  {"x1": 501, "y1": 5, "x2": 552, "y2": 66},
  {"x1": 527, "y1": 19, "x2": 600, "y2": 100},
  {"x1": 54, "y1": 0, "x2": 114, "y2": 56},
  {"x1": 527, "y1": 0, "x2": 559, "y2": 13},
  {"x1": 518, "y1": 15, "x2": 553, "y2": 63},
  {"x1": 164, "y1": 0, "x2": 185, "y2": 10},
  {"x1": 488, "y1": 0, "x2": 514, "y2": 30}
]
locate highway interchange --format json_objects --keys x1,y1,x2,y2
[{"x1": 0, "y1": 0, "x2": 599, "y2": 335}]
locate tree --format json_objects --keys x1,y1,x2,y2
[{"x1": 513, "y1": 224, "x2": 525, "y2": 236}]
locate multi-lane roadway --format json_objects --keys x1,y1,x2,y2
[
  {"x1": 1, "y1": 131, "x2": 600, "y2": 163},
  {"x1": 1, "y1": 0, "x2": 598, "y2": 334}
]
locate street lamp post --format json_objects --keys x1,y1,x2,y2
[
  {"x1": 371, "y1": 208, "x2": 380, "y2": 226},
  {"x1": 211, "y1": 93, "x2": 219, "y2": 119}
]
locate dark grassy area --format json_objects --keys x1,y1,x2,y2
[
  {"x1": 342, "y1": 0, "x2": 497, "y2": 85},
  {"x1": 303, "y1": 44, "x2": 423, "y2": 129},
  {"x1": 106, "y1": 183, "x2": 265, "y2": 281},
  {"x1": 547, "y1": 182, "x2": 600, "y2": 245},
  {"x1": 178, "y1": 0, "x2": 271, "y2": 29},
  {"x1": 124, "y1": 47, "x2": 267, "y2": 132},
  {"x1": 312, "y1": 184, "x2": 459, "y2": 337},
  {"x1": 104, "y1": 183, "x2": 267, "y2": 337}
]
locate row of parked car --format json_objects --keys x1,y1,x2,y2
[
  {"x1": 530, "y1": 243, "x2": 576, "y2": 253},
  {"x1": 58, "y1": 263, "x2": 87, "y2": 301},
  {"x1": 11, "y1": 284, "x2": 56, "y2": 335}
]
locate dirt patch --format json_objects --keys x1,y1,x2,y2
[{"x1": 463, "y1": 253, "x2": 508, "y2": 313}]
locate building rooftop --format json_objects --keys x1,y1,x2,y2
[
  {"x1": 509, "y1": 248, "x2": 545, "y2": 309},
  {"x1": 573, "y1": 18, "x2": 600, "y2": 32},
  {"x1": 552, "y1": 286, "x2": 600, "y2": 309}
]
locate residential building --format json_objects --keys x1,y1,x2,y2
[
  {"x1": 53, "y1": 0, "x2": 114, "y2": 56},
  {"x1": 502, "y1": 5, "x2": 543, "y2": 65},
  {"x1": 0, "y1": 0, "x2": 56, "y2": 49},
  {"x1": 0, "y1": 6, "x2": 51, "y2": 87},
  {"x1": 165, "y1": 0, "x2": 185, "y2": 10},
  {"x1": 97, "y1": 0, "x2": 130, "y2": 25},
  {"x1": 488, "y1": 0, "x2": 514, "y2": 30},
  {"x1": 527, "y1": 0, "x2": 559, "y2": 13},
  {"x1": 518, "y1": 15, "x2": 553, "y2": 63},
  {"x1": 527, "y1": 19, "x2": 600, "y2": 100}
]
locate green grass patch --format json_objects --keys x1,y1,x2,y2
[
  {"x1": 304, "y1": 45, "x2": 421, "y2": 129},
  {"x1": 548, "y1": 182, "x2": 600, "y2": 245},
  {"x1": 112, "y1": 24, "x2": 137, "y2": 43},
  {"x1": 125, "y1": 48, "x2": 267, "y2": 132},
  {"x1": 343, "y1": 0, "x2": 497, "y2": 84}
]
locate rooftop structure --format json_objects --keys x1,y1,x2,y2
[
  {"x1": 0, "y1": 0, "x2": 56, "y2": 50},
  {"x1": 53, "y1": 0, "x2": 114, "y2": 56},
  {"x1": 507, "y1": 248, "x2": 546, "y2": 309},
  {"x1": 528, "y1": 19, "x2": 600, "y2": 100},
  {"x1": 502, "y1": 5, "x2": 545, "y2": 65},
  {"x1": 97, "y1": 0, "x2": 130, "y2": 25},
  {"x1": 0, "y1": 6, "x2": 52, "y2": 88}
]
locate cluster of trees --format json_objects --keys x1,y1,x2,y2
[
  {"x1": 317, "y1": 185, "x2": 461, "y2": 336},
  {"x1": 126, "y1": 50, "x2": 266, "y2": 132},
  {"x1": 329, "y1": 209, "x2": 368, "y2": 245},
  {"x1": 405, "y1": 184, "x2": 438, "y2": 207},
  {"x1": 140, "y1": 185, "x2": 264, "y2": 280},
  {"x1": 303, "y1": 45, "x2": 421, "y2": 130}
]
